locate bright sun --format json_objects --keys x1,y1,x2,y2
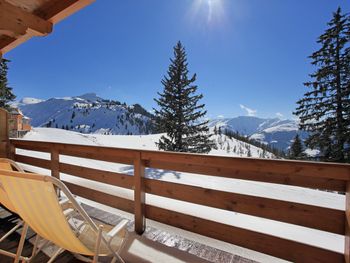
[{"x1": 191, "y1": 0, "x2": 225, "y2": 25}]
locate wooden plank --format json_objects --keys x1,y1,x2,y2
[
  {"x1": 145, "y1": 179, "x2": 345, "y2": 235},
  {"x1": 0, "y1": 0, "x2": 52, "y2": 37},
  {"x1": 8, "y1": 143, "x2": 15, "y2": 160},
  {"x1": 50, "y1": 149, "x2": 59, "y2": 179},
  {"x1": 346, "y1": 182, "x2": 350, "y2": 263},
  {"x1": 145, "y1": 205, "x2": 344, "y2": 263},
  {"x1": 14, "y1": 154, "x2": 50, "y2": 170},
  {"x1": 59, "y1": 148, "x2": 134, "y2": 165},
  {"x1": 51, "y1": 149, "x2": 60, "y2": 195},
  {"x1": 146, "y1": 160, "x2": 346, "y2": 192},
  {"x1": 134, "y1": 153, "x2": 145, "y2": 234},
  {"x1": 0, "y1": 0, "x2": 94, "y2": 55},
  {"x1": 10, "y1": 140, "x2": 51, "y2": 153},
  {"x1": 142, "y1": 151, "x2": 350, "y2": 181},
  {"x1": 10, "y1": 139, "x2": 348, "y2": 191},
  {"x1": 0, "y1": 108, "x2": 8, "y2": 158},
  {"x1": 59, "y1": 162, "x2": 133, "y2": 189},
  {"x1": 35, "y1": 0, "x2": 95, "y2": 24},
  {"x1": 0, "y1": 35, "x2": 16, "y2": 55},
  {"x1": 10, "y1": 140, "x2": 136, "y2": 164},
  {"x1": 63, "y1": 181, "x2": 134, "y2": 213},
  {"x1": 0, "y1": 32, "x2": 32, "y2": 55}
]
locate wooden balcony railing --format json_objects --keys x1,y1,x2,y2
[{"x1": 9, "y1": 139, "x2": 350, "y2": 263}]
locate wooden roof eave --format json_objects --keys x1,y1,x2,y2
[{"x1": 0, "y1": 0, "x2": 94, "y2": 56}]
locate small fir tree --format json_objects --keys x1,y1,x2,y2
[
  {"x1": 294, "y1": 7, "x2": 350, "y2": 162},
  {"x1": 0, "y1": 58, "x2": 16, "y2": 110},
  {"x1": 154, "y1": 41, "x2": 213, "y2": 153},
  {"x1": 289, "y1": 134, "x2": 305, "y2": 160}
]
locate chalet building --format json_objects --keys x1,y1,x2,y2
[{"x1": 8, "y1": 108, "x2": 31, "y2": 138}]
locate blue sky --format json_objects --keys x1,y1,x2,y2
[{"x1": 5, "y1": 0, "x2": 350, "y2": 119}]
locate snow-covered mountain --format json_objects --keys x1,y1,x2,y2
[
  {"x1": 17, "y1": 93, "x2": 154, "y2": 135},
  {"x1": 209, "y1": 116, "x2": 308, "y2": 152}
]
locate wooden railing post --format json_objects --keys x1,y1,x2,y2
[
  {"x1": 0, "y1": 108, "x2": 9, "y2": 158},
  {"x1": 51, "y1": 148, "x2": 60, "y2": 195},
  {"x1": 346, "y1": 182, "x2": 350, "y2": 263},
  {"x1": 50, "y1": 148, "x2": 59, "y2": 179},
  {"x1": 134, "y1": 152, "x2": 145, "y2": 234},
  {"x1": 8, "y1": 142, "x2": 15, "y2": 160}
]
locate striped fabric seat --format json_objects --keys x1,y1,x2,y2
[
  {"x1": 0, "y1": 169, "x2": 127, "y2": 263},
  {"x1": 0, "y1": 158, "x2": 23, "y2": 212}
]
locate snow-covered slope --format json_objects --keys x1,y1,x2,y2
[
  {"x1": 18, "y1": 93, "x2": 154, "y2": 135},
  {"x1": 11, "y1": 97, "x2": 44, "y2": 108},
  {"x1": 23, "y1": 128, "x2": 274, "y2": 158},
  {"x1": 209, "y1": 116, "x2": 308, "y2": 152}
]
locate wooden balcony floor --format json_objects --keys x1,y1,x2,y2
[{"x1": 0, "y1": 205, "x2": 257, "y2": 263}]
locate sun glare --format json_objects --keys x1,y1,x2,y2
[
  {"x1": 192, "y1": 0, "x2": 223, "y2": 24},
  {"x1": 190, "y1": 0, "x2": 225, "y2": 26}
]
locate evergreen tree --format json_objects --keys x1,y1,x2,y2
[
  {"x1": 289, "y1": 134, "x2": 305, "y2": 160},
  {"x1": 247, "y1": 147, "x2": 252, "y2": 157},
  {"x1": 0, "y1": 58, "x2": 16, "y2": 109},
  {"x1": 154, "y1": 41, "x2": 213, "y2": 153},
  {"x1": 294, "y1": 7, "x2": 350, "y2": 162}
]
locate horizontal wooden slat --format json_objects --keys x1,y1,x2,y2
[
  {"x1": 63, "y1": 181, "x2": 134, "y2": 213},
  {"x1": 12, "y1": 142, "x2": 51, "y2": 153},
  {"x1": 60, "y1": 162, "x2": 133, "y2": 189},
  {"x1": 14, "y1": 154, "x2": 50, "y2": 169},
  {"x1": 59, "y1": 148, "x2": 134, "y2": 165},
  {"x1": 146, "y1": 205, "x2": 344, "y2": 263},
  {"x1": 142, "y1": 151, "x2": 350, "y2": 181},
  {"x1": 145, "y1": 179, "x2": 345, "y2": 234},
  {"x1": 146, "y1": 160, "x2": 346, "y2": 192},
  {"x1": 11, "y1": 140, "x2": 136, "y2": 164}
]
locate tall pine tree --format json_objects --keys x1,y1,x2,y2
[
  {"x1": 154, "y1": 41, "x2": 213, "y2": 153},
  {"x1": 289, "y1": 134, "x2": 305, "y2": 160},
  {"x1": 0, "y1": 58, "x2": 16, "y2": 110},
  {"x1": 294, "y1": 7, "x2": 350, "y2": 162}
]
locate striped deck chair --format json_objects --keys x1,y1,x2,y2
[
  {"x1": 0, "y1": 158, "x2": 53, "y2": 262},
  {"x1": 0, "y1": 169, "x2": 128, "y2": 263},
  {"x1": 0, "y1": 158, "x2": 27, "y2": 260}
]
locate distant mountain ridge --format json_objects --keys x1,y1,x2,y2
[
  {"x1": 17, "y1": 93, "x2": 154, "y2": 135},
  {"x1": 16, "y1": 94, "x2": 305, "y2": 152},
  {"x1": 208, "y1": 116, "x2": 308, "y2": 152}
]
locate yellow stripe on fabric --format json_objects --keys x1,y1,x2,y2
[
  {"x1": 1, "y1": 174, "x2": 93, "y2": 255},
  {"x1": 0, "y1": 163, "x2": 12, "y2": 170},
  {"x1": 0, "y1": 162, "x2": 17, "y2": 212}
]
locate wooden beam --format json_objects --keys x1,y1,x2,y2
[
  {"x1": 0, "y1": 108, "x2": 8, "y2": 158},
  {"x1": 59, "y1": 162, "x2": 134, "y2": 189},
  {"x1": 0, "y1": 35, "x2": 16, "y2": 55},
  {"x1": 64, "y1": 181, "x2": 134, "y2": 213},
  {"x1": 145, "y1": 160, "x2": 346, "y2": 192},
  {"x1": 0, "y1": 32, "x2": 31, "y2": 56},
  {"x1": 14, "y1": 154, "x2": 51, "y2": 170},
  {"x1": 35, "y1": 0, "x2": 95, "y2": 24},
  {"x1": 145, "y1": 178, "x2": 345, "y2": 235},
  {"x1": 51, "y1": 149, "x2": 59, "y2": 179},
  {"x1": 141, "y1": 151, "x2": 350, "y2": 181},
  {"x1": 0, "y1": 0, "x2": 94, "y2": 55},
  {"x1": 0, "y1": 0, "x2": 52, "y2": 37},
  {"x1": 134, "y1": 153, "x2": 146, "y2": 234},
  {"x1": 146, "y1": 205, "x2": 344, "y2": 263}
]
